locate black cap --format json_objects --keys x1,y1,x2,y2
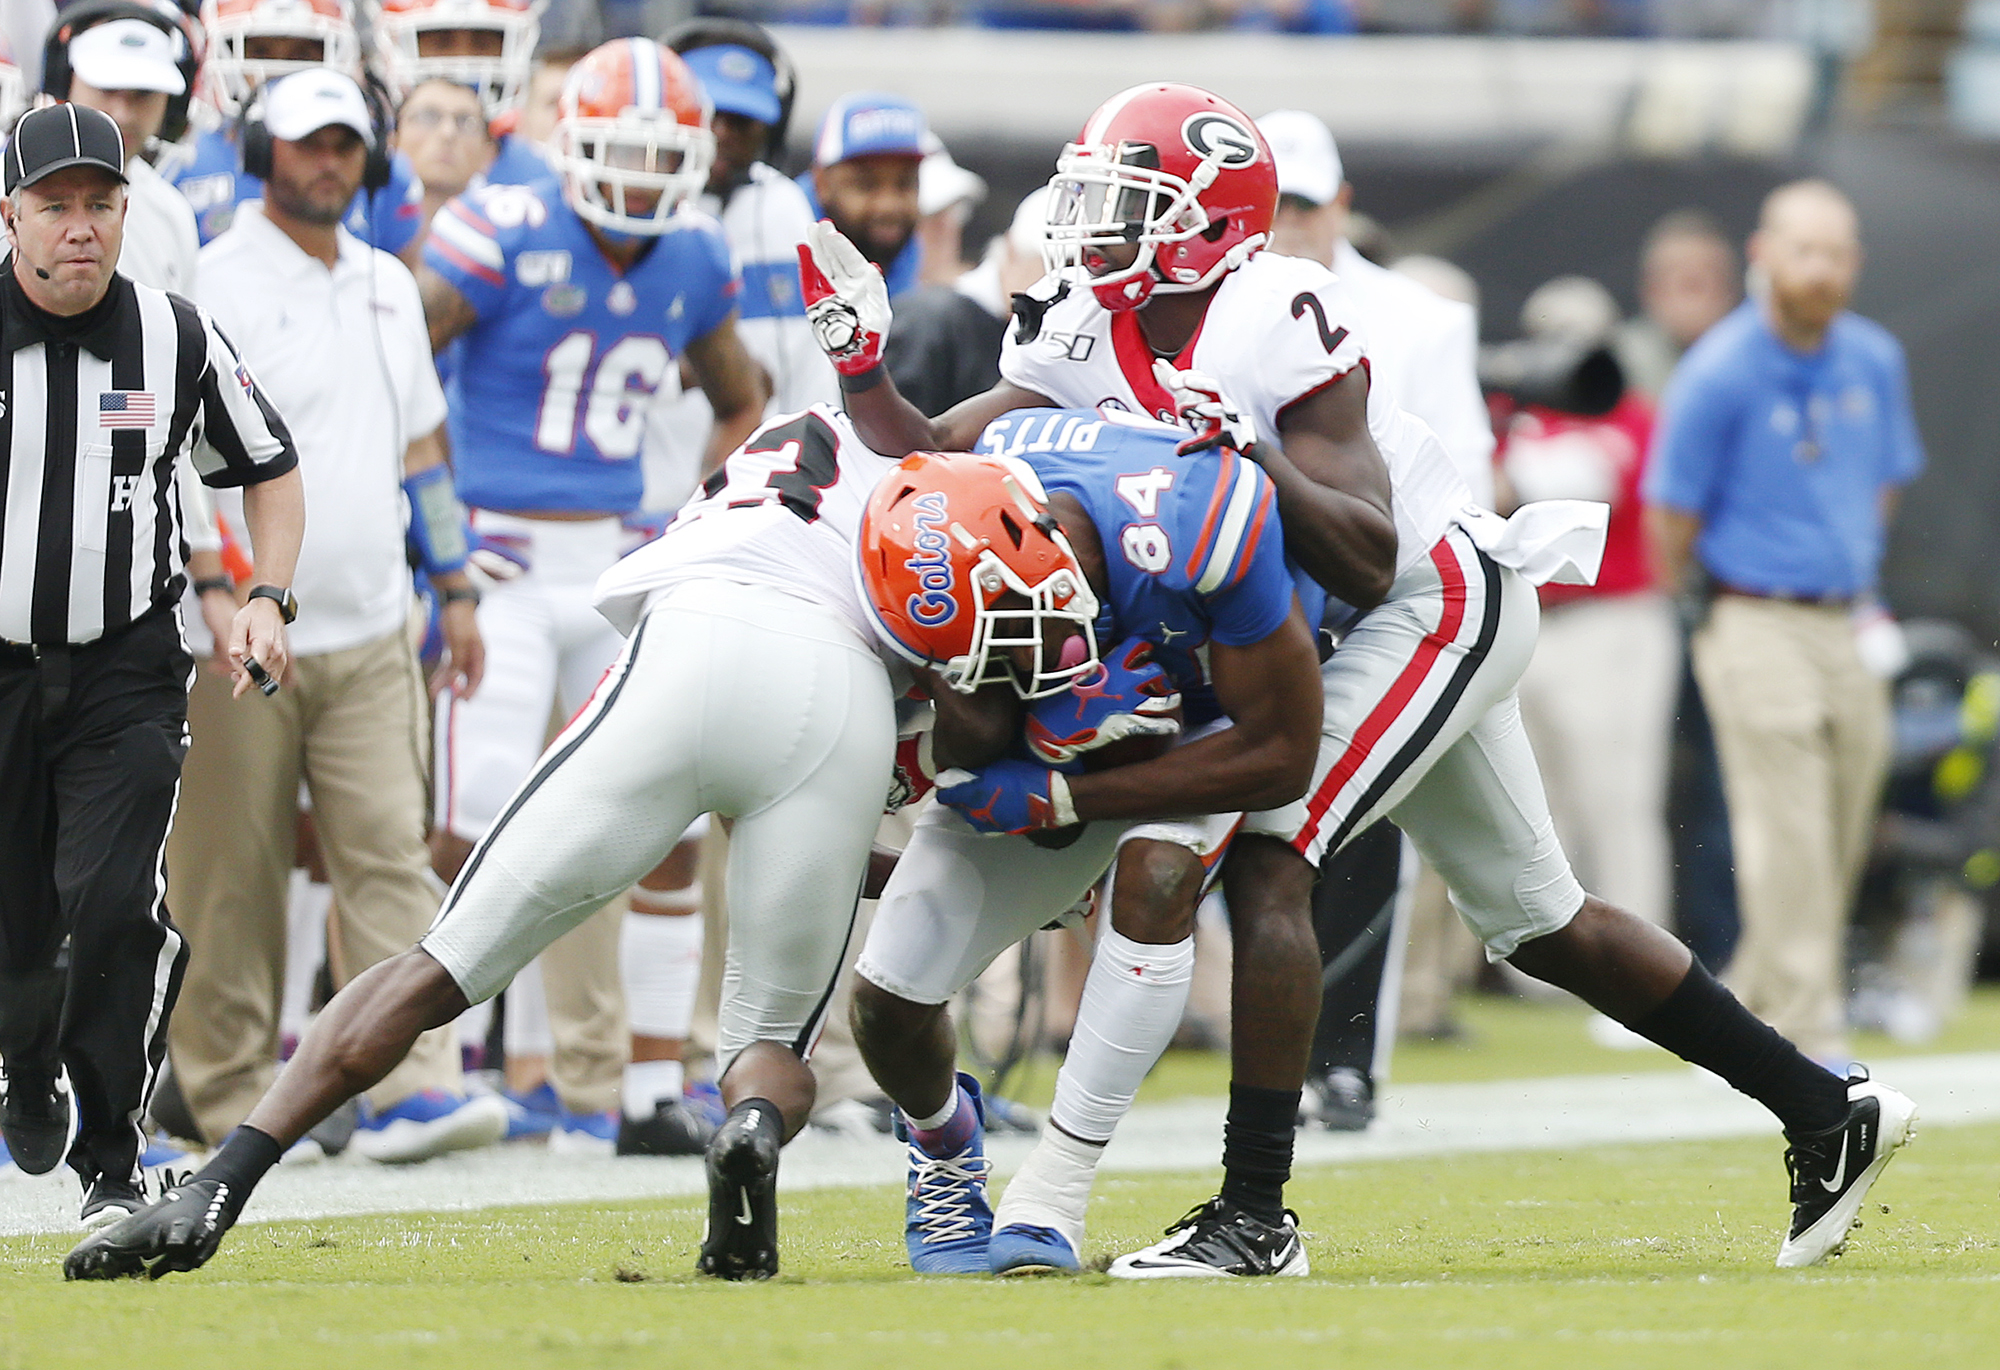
[{"x1": 4, "y1": 104, "x2": 128, "y2": 196}]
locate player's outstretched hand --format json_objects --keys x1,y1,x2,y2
[
  {"x1": 1153, "y1": 359, "x2": 1256, "y2": 457},
  {"x1": 797, "y1": 221, "x2": 891, "y2": 377},
  {"x1": 1025, "y1": 636, "x2": 1183, "y2": 766},
  {"x1": 936, "y1": 758, "x2": 1076, "y2": 835},
  {"x1": 64, "y1": 1178, "x2": 240, "y2": 1282}
]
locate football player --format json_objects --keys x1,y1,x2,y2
[
  {"x1": 806, "y1": 82, "x2": 1915, "y2": 1276},
  {"x1": 376, "y1": 0, "x2": 549, "y2": 185},
  {"x1": 844, "y1": 406, "x2": 1324, "y2": 1274},
  {"x1": 169, "y1": 0, "x2": 425, "y2": 251},
  {"x1": 420, "y1": 37, "x2": 767, "y2": 1152},
  {"x1": 60, "y1": 410, "x2": 1061, "y2": 1283}
]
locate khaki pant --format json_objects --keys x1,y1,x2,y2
[
  {"x1": 1693, "y1": 596, "x2": 1890, "y2": 1059},
  {"x1": 1517, "y1": 591, "x2": 1680, "y2": 927},
  {"x1": 167, "y1": 629, "x2": 460, "y2": 1143}
]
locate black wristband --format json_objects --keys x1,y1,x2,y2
[
  {"x1": 839, "y1": 364, "x2": 886, "y2": 394},
  {"x1": 191, "y1": 576, "x2": 234, "y2": 597},
  {"x1": 441, "y1": 585, "x2": 481, "y2": 606}
]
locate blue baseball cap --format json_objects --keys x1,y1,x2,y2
[
  {"x1": 813, "y1": 92, "x2": 926, "y2": 167},
  {"x1": 681, "y1": 44, "x2": 782, "y2": 128}
]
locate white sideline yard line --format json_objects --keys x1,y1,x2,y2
[{"x1": 3, "y1": 1051, "x2": 1995, "y2": 1239}]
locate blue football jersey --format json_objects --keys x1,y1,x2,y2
[
  {"x1": 975, "y1": 408, "x2": 1319, "y2": 724},
  {"x1": 484, "y1": 133, "x2": 554, "y2": 187},
  {"x1": 168, "y1": 127, "x2": 425, "y2": 254},
  {"x1": 424, "y1": 177, "x2": 741, "y2": 514}
]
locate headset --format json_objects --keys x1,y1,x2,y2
[
  {"x1": 42, "y1": 0, "x2": 201, "y2": 146},
  {"x1": 660, "y1": 16, "x2": 797, "y2": 165},
  {"x1": 237, "y1": 69, "x2": 394, "y2": 194}
]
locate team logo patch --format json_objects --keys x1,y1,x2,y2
[
  {"x1": 903, "y1": 490, "x2": 957, "y2": 628},
  {"x1": 542, "y1": 284, "x2": 587, "y2": 317},
  {"x1": 1181, "y1": 112, "x2": 1260, "y2": 168}
]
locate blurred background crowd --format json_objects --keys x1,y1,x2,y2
[{"x1": 0, "y1": 0, "x2": 1995, "y2": 1171}]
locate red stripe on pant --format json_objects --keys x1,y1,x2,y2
[{"x1": 1290, "y1": 535, "x2": 1471, "y2": 855}]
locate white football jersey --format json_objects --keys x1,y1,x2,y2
[
  {"x1": 1000, "y1": 250, "x2": 1471, "y2": 575},
  {"x1": 596, "y1": 404, "x2": 896, "y2": 657}
]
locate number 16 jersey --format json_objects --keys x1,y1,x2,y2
[{"x1": 424, "y1": 177, "x2": 741, "y2": 515}]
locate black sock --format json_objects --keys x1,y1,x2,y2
[
  {"x1": 1630, "y1": 961, "x2": 1847, "y2": 1137},
  {"x1": 193, "y1": 1125, "x2": 283, "y2": 1219},
  {"x1": 1219, "y1": 1084, "x2": 1298, "y2": 1221}
]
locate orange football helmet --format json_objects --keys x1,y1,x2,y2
[
  {"x1": 200, "y1": 0, "x2": 359, "y2": 118},
  {"x1": 859, "y1": 452, "x2": 1101, "y2": 700},
  {"x1": 376, "y1": 0, "x2": 538, "y2": 119},
  {"x1": 552, "y1": 39, "x2": 713, "y2": 237},
  {"x1": 1043, "y1": 83, "x2": 1277, "y2": 312}
]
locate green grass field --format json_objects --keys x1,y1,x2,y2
[{"x1": 9, "y1": 1117, "x2": 1997, "y2": 1368}]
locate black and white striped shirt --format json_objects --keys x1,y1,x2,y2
[{"x1": 0, "y1": 266, "x2": 298, "y2": 646}]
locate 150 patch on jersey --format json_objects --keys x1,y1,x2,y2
[{"x1": 516, "y1": 250, "x2": 571, "y2": 286}]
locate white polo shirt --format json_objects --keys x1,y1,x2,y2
[
  {"x1": 120, "y1": 155, "x2": 200, "y2": 296},
  {"x1": 1332, "y1": 239, "x2": 1496, "y2": 509},
  {"x1": 196, "y1": 203, "x2": 448, "y2": 656}
]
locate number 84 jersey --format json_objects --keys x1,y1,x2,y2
[{"x1": 425, "y1": 177, "x2": 741, "y2": 515}]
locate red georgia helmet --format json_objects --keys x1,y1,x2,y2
[
  {"x1": 858, "y1": 451, "x2": 1100, "y2": 700},
  {"x1": 1043, "y1": 83, "x2": 1278, "y2": 313}
]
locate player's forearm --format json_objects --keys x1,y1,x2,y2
[
  {"x1": 927, "y1": 673, "x2": 1020, "y2": 770},
  {"x1": 839, "y1": 369, "x2": 948, "y2": 457},
  {"x1": 1255, "y1": 443, "x2": 1398, "y2": 609},
  {"x1": 1066, "y1": 724, "x2": 1312, "y2": 822},
  {"x1": 702, "y1": 395, "x2": 767, "y2": 479},
  {"x1": 240, "y1": 466, "x2": 305, "y2": 589}
]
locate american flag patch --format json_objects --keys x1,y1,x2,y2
[
  {"x1": 234, "y1": 363, "x2": 255, "y2": 394},
  {"x1": 99, "y1": 392, "x2": 156, "y2": 428}
]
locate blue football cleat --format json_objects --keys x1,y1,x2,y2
[
  {"x1": 990, "y1": 1223, "x2": 1080, "y2": 1275},
  {"x1": 900, "y1": 1072, "x2": 992, "y2": 1273},
  {"x1": 503, "y1": 1082, "x2": 560, "y2": 1141}
]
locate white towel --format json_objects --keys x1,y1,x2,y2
[{"x1": 1455, "y1": 500, "x2": 1610, "y2": 588}]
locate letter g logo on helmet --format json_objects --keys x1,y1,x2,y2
[{"x1": 1181, "y1": 113, "x2": 1259, "y2": 168}]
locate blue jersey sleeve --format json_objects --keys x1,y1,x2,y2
[
  {"x1": 1187, "y1": 453, "x2": 1293, "y2": 646},
  {"x1": 678, "y1": 218, "x2": 742, "y2": 343},
  {"x1": 422, "y1": 186, "x2": 521, "y2": 321},
  {"x1": 1644, "y1": 349, "x2": 1740, "y2": 517},
  {"x1": 1877, "y1": 336, "x2": 1925, "y2": 487},
  {"x1": 347, "y1": 153, "x2": 425, "y2": 257}
]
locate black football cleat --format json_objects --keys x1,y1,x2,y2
[
  {"x1": 78, "y1": 1173, "x2": 146, "y2": 1232},
  {"x1": 64, "y1": 1178, "x2": 239, "y2": 1281},
  {"x1": 1108, "y1": 1196, "x2": 1309, "y2": 1279},
  {"x1": 1, "y1": 1068, "x2": 70, "y2": 1176},
  {"x1": 696, "y1": 1104, "x2": 780, "y2": 1281},
  {"x1": 616, "y1": 1098, "x2": 715, "y2": 1157},
  {"x1": 1300, "y1": 1067, "x2": 1375, "y2": 1133},
  {"x1": 1776, "y1": 1068, "x2": 1917, "y2": 1268}
]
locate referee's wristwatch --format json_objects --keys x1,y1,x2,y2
[{"x1": 247, "y1": 584, "x2": 298, "y2": 624}]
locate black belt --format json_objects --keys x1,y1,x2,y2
[
  {"x1": 1715, "y1": 583, "x2": 1852, "y2": 609},
  {"x1": 0, "y1": 603, "x2": 175, "y2": 712}
]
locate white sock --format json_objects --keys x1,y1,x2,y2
[
  {"x1": 1049, "y1": 929, "x2": 1194, "y2": 1142},
  {"x1": 992, "y1": 1127, "x2": 1103, "y2": 1255},
  {"x1": 620, "y1": 907, "x2": 703, "y2": 1038},
  {"x1": 906, "y1": 1088, "x2": 959, "y2": 1133},
  {"x1": 622, "y1": 1058, "x2": 686, "y2": 1121}
]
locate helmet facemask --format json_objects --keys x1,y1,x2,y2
[
  {"x1": 207, "y1": 7, "x2": 359, "y2": 118},
  {"x1": 1043, "y1": 140, "x2": 1227, "y2": 310},
  {"x1": 555, "y1": 112, "x2": 714, "y2": 236},
  {"x1": 947, "y1": 537, "x2": 1100, "y2": 701}
]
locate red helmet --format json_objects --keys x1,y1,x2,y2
[
  {"x1": 858, "y1": 452, "x2": 1101, "y2": 700},
  {"x1": 553, "y1": 39, "x2": 713, "y2": 236},
  {"x1": 1043, "y1": 83, "x2": 1277, "y2": 313}
]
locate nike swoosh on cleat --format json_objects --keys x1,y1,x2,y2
[
  {"x1": 735, "y1": 1191, "x2": 755, "y2": 1226},
  {"x1": 1819, "y1": 1138, "x2": 1851, "y2": 1194}
]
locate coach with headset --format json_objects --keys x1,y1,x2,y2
[{"x1": 164, "y1": 69, "x2": 505, "y2": 1162}]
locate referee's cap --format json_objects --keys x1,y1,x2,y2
[{"x1": 4, "y1": 104, "x2": 128, "y2": 196}]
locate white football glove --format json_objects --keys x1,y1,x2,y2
[
  {"x1": 1153, "y1": 359, "x2": 1257, "y2": 456},
  {"x1": 797, "y1": 220, "x2": 893, "y2": 376}
]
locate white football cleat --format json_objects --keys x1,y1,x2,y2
[{"x1": 1776, "y1": 1068, "x2": 1917, "y2": 1269}]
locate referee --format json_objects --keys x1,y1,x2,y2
[{"x1": 0, "y1": 104, "x2": 304, "y2": 1228}]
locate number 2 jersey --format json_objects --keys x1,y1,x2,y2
[
  {"x1": 978, "y1": 407, "x2": 1319, "y2": 726},
  {"x1": 1000, "y1": 250, "x2": 1471, "y2": 582},
  {"x1": 424, "y1": 177, "x2": 740, "y2": 515},
  {"x1": 594, "y1": 405, "x2": 900, "y2": 662}
]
